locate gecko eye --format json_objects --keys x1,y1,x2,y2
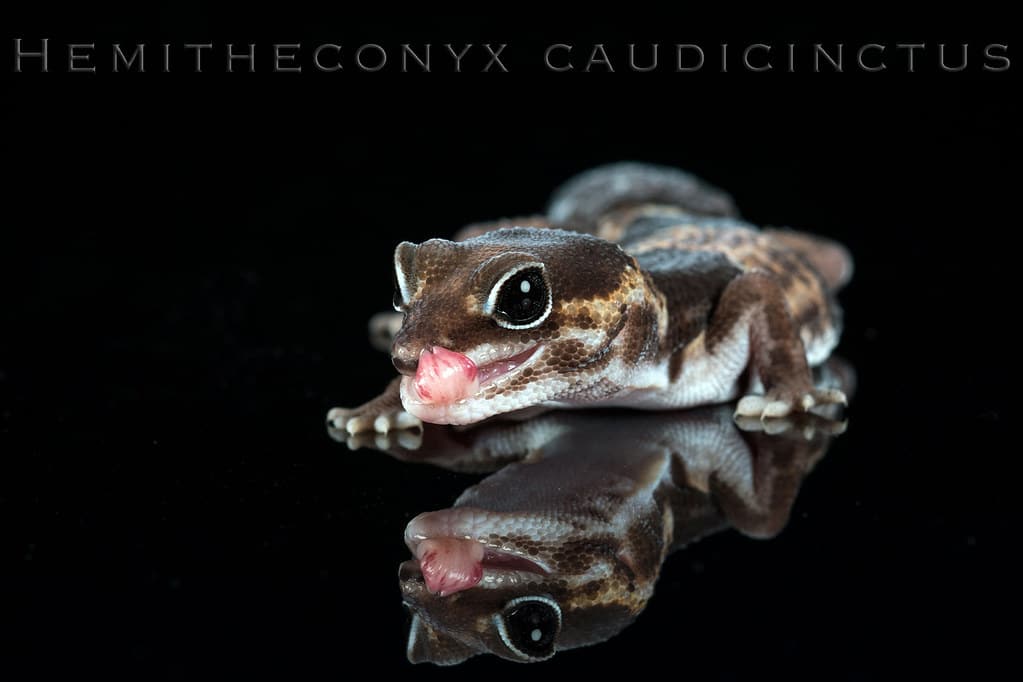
[
  {"x1": 496, "y1": 596, "x2": 561, "y2": 661},
  {"x1": 486, "y1": 263, "x2": 552, "y2": 330}
]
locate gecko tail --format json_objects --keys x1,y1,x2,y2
[
  {"x1": 547, "y1": 162, "x2": 739, "y2": 233},
  {"x1": 765, "y1": 228, "x2": 854, "y2": 293}
]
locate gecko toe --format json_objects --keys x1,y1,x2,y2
[
  {"x1": 365, "y1": 428, "x2": 424, "y2": 451},
  {"x1": 394, "y1": 411, "x2": 421, "y2": 430},
  {"x1": 330, "y1": 420, "x2": 424, "y2": 452},
  {"x1": 826, "y1": 419, "x2": 848, "y2": 436},
  {"x1": 763, "y1": 417, "x2": 794, "y2": 434},
  {"x1": 345, "y1": 415, "x2": 375, "y2": 435},
  {"x1": 373, "y1": 414, "x2": 393, "y2": 434},
  {"x1": 326, "y1": 407, "x2": 351, "y2": 430},
  {"x1": 762, "y1": 400, "x2": 793, "y2": 419},
  {"x1": 396, "y1": 430, "x2": 423, "y2": 450},
  {"x1": 346, "y1": 431, "x2": 380, "y2": 450},
  {"x1": 733, "y1": 415, "x2": 765, "y2": 432},
  {"x1": 373, "y1": 410, "x2": 422, "y2": 434},
  {"x1": 813, "y1": 388, "x2": 847, "y2": 406},
  {"x1": 736, "y1": 391, "x2": 830, "y2": 421},
  {"x1": 327, "y1": 407, "x2": 421, "y2": 436},
  {"x1": 735, "y1": 395, "x2": 768, "y2": 417}
]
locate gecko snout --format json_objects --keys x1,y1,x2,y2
[{"x1": 392, "y1": 348, "x2": 419, "y2": 375}]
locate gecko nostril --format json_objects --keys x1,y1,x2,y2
[{"x1": 392, "y1": 352, "x2": 419, "y2": 376}]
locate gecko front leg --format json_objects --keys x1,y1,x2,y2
[
  {"x1": 706, "y1": 272, "x2": 847, "y2": 419},
  {"x1": 368, "y1": 311, "x2": 403, "y2": 353},
  {"x1": 326, "y1": 378, "x2": 422, "y2": 435}
]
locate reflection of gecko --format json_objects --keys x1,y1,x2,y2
[
  {"x1": 386, "y1": 402, "x2": 846, "y2": 664},
  {"x1": 327, "y1": 162, "x2": 852, "y2": 433}
]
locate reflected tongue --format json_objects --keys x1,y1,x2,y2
[
  {"x1": 413, "y1": 346, "x2": 479, "y2": 405},
  {"x1": 416, "y1": 538, "x2": 484, "y2": 596}
]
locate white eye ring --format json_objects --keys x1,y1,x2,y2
[
  {"x1": 394, "y1": 249, "x2": 414, "y2": 310},
  {"x1": 483, "y1": 262, "x2": 553, "y2": 330},
  {"x1": 493, "y1": 595, "x2": 562, "y2": 661}
]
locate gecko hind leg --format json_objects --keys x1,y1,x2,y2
[{"x1": 707, "y1": 272, "x2": 847, "y2": 420}]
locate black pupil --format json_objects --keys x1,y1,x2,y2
[
  {"x1": 495, "y1": 268, "x2": 547, "y2": 325},
  {"x1": 504, "y1": 600, "x2": 558, "y2": 657}
]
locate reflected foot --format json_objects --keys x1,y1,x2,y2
[
  {"x1": 734, "y1": 412, "x2": 847, "y2": 439},
  {"x1": 328, "y1": 424, "x2": 424, "y2": 451}
]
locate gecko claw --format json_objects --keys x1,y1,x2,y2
[
  {"x1": 734, "y1": 387, "x2": 848, "y2": 421},
  {"x1": 814, "y1": 388, "x2": 848, "y2": 406},
  {"x1": 374, "y1": 410, "x2": 421, "y2": 434}
]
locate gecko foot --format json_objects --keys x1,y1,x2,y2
[
  {"x1": 327, "y1": 405, "x2": 422, "y2": 435},
  {"x1": 734, "y1": 387, "x2": 847, "y2": 420},
  {"x1": 734, "y1": 413, "x2": 848, "y2": 438},
  {"x1": 328, "y1": 424, "x2": 424, "y2": 452}
]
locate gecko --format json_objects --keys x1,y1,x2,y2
[
  {"x1": 327, "y1": 162, "x2": 852, "y2": 433},
  {"x1": 384, "y1": 395, "x2": 847, "y2": 664}
]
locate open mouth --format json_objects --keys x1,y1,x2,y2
[
  {"x1": 404, "y1": 510, "x2": 550, "y2": 596},
  {"x1": 403, "y1": 343, "x2": 542, "y2": 410},
  {"x1": 407, "y1": 536, "x2": 548, "y2": 596},
  {"x1": 479, "y1": 546, "x2": 548, "y2": 575},
  {"x1": 475, "y1": 343, "x2": 541, "y2": 388}
]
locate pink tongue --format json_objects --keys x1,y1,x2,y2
[
  {"x1": 413, "y1": 346, "x2": 479, "y2": 405},
  {"x1": 416, "y1": 538, "x2": 485, "y2": 596}
]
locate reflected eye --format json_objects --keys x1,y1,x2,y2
[
  {"x1": 487, "y1": 264, "x2": 552, "y2": 329},
  {"x1": 497, "y1": 596, "x2": 561, "y2": 661}
]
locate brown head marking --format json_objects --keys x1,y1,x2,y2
[{"x1": 390, "y1": 227, "x2": 656, "y2": 424}]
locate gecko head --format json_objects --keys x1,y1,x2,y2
[
  {"x1": 399, "y1": 506, "x2": 643, "y2": 664},
  {"x1": 389, "y1": 227, "x2": 653, "y2": 425}
]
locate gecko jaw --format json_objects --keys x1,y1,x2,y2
[
  {"x1": 405, "y1": 510, "x2": 551, "y2": 596},
  {"x1": 400, "y1": 343, "x2": 543, "y2": 424},
  {"x1": 476, "y1": 343, "x2": 542, "y2": 388},
  {"x1": 406, "y1": 536, "x2": 549, "y2": 597}
]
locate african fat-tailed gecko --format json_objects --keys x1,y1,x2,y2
[
  {"x1": 383, "y1": 401, "x2": 845, "y2": 664},
  {"x1": 327, "y1": 162, "x2": 851, "y2": 433}
]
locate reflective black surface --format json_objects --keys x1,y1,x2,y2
[
  {"x1": 1, "y1": 9, "x2": 1016, "y2": 680},
  {"x1": 334, "y1": 393, "x2": 849, "y2": 665}
]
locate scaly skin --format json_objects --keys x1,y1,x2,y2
[{"x1": 327, "y1": 163, "x2": 852, "y2": 433}]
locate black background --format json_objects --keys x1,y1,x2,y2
[{"x1": 1, "y1": 10, "x2": 1017, "y2": 680}]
